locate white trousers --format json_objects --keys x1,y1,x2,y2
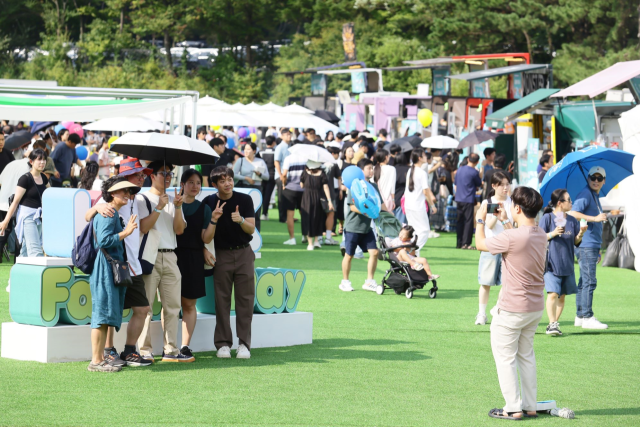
[
  {"x1": 405, "y1": 207, "x2": 429, "y2": 256},
  {"x1": 490, "y1": 307, "x2": 543, "y2": 412}
]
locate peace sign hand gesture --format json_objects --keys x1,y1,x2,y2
[
  {"x1": 212, "y1": 200, "x2": 226, "y2": 222},
  {"x1": 173, "y1": 188, "x2": 183, "y2": 208},
  {"x1": 231, "y1": 205, "x2": 243, "y2": 223}
]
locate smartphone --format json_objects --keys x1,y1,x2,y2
[{"x1": 487, "y1": 203, "x2": 500, "y2": 214}]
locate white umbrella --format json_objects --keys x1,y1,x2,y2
[
  {"x1": 110, "y1": 132, "x2": 218, "y2": 166},
  {"x1": 288, "y1": 143, "x2": 336, "y2": 164},
  {"x1": 421, "y1": 135, "x2": 459, "y2": 150},
  {"x1": 83, "y1": 116, "x2": 165, "y2": 132}
]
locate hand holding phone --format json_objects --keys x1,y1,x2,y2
[{"x1": 487, "y1": 203, "x2": 500, "y2": 214}]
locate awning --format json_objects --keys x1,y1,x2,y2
[
  {"x1": 485, "y1": 88, "x2": 560, "y2": 128},
  {"x1": 447, "y1": 64, "x2": 551, "y2": 81},
  {"x1": 552, "y1": 60, "x2": 640, "y2": 99},
  {"x1": 554, "y1": 101, "x2": 633, "y2": 142},
  {"x1": 0, "y1": 95, "x2": 192, "y2": 121}
]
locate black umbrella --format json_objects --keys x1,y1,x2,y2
[
  {"x1": 457, "y1": 131, "x2": 499, "y2": 149},
  {"x1": 30, "y1": 121, "x2": 56, "y2": 135},
  {"x1": 391, "y1": 135, "x2": 422, "y2": 150},
  {"x1": 4, "y1": 130, "x2": 32, "y2": 151},
  {"x1": 314, "y1": 110, "x2": 340, "y2": 124},
  {"x1": 390, "y1": 141, "x2": 414, "y2": 154}
]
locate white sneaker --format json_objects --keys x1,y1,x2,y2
[
  {"x1": 354, "y1": 248, "x2": 364, "y2": 259},
  {"x1": 362, "y1": 280, "x2": 378, "y2": 292},
  {"x1": 314, "y1": 240, "x2": 321, "y2": 248},
  {"x1": 324, "y1": 237, "x2": 339, "y2": 246},
  {"x1": 574, "y1": 316, "x2": 583, "y2": 327},
  {"x1": 475, "y1": 314, "x2": 487, "y2": 325},
  {"x1": 260, "y1": 215, "x2": 268, "y2": 221},
  {"x1": 283, "y1": 238, "x2": 296, "y2": 245},
  {"x1": 217, "y1": 346, "x2": 231, "y2": 358},
  {"x1": 307, "y1": 244, "x2": 314, "y2": 251},
  {"x1": 582, "y1": 316, "x2": 608, "y2": 330},
  {"x1": 236, "y1": 344, "x2": 251, "y2": 359},
  {"x1": 339, "y1": 280, "x2": 354, "y2": 292},
  {"x1": 429, "y1": 231, "x2": 440, "y2": 238}
]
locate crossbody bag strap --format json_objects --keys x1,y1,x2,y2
[{"x1": 94, "y1": 218, "x2": 127, "y2": 263}]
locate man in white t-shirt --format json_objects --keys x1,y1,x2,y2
[
  {"x1": 84, "y1": 158, "x2": 155, "y2": 367},
  {"x1": 136, "y1": 161, "x2": 189, "y2": 363}
]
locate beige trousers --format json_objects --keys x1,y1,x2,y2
[
  {"x1": 138, "y1": 252, "x2": 182, "y2": 357},
  {"x1": 490, "y1": 307, "x2": 543, "y2": 413}
]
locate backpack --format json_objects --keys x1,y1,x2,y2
[{"x1": 72, "y1": 218, "x2": 98, "y2": 274}]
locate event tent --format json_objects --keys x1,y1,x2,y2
[{"x1": 83, "y1": 116, "x2": 165, "y2": 132}]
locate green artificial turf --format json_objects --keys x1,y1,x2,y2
[{"x1": 0, "y1": 214, "x2": 639, "y2": 426}]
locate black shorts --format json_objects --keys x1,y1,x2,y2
[
  {"x1": 282, "y1": 189, "x2": 303, "y2": 211},
  {"x1": 124, "y1": 275, "x2": 149, "y2": 309}
]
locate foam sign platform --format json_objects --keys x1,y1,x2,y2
[{"x1": 42, "y1": 188, "x2": 92, "y2": 258}]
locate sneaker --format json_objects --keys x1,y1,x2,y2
[
  {"x1": 546, "y1": 322, "x2": 561, "y2": 336},
  {"x1": 429, "y1": 231, "x2": 440, "y2": 238},
  {"x1": 260, "y1": 214, "x2": 268, "y2": 221},
  {"x1": 307, "y1": 244, "x2": 314, "y2": 251},
  {"x1": 121, "y1": 350, "x2": 153, "y2": 367},
  {"x1": 362, "y1": 280, "x2": 378, "y2": 292},
  {"x1": 582, "y1": 316, "x2": 608, "y2": 330},
  {"x1": 217, "y1": 346, "x2": 231, "y2": 358},
  {"x1": 236, "y1": 344, "x2": 251, "y2": 359},
  {"x1": 314, "y1": 240, "x2": 321, "y2": 248},
  {"x1": 88, "y1": 360, "x2": 121, "y2": 372},
  {"x1": 141, "y1": 353, "x2": 155, "y2": 363},
  {"x1": 104, "y1": 348, "x2": 126, "y2": 367},
  {"x1": 574, "y1": 316, "x2": 583, "y2": 327},
  {"x1": 283, "y1": 238, "x2": 296, "y2": 245},
  {"x1": 301, "y1": 236, "x2": 308, "y2": 244},
  {"x1": 340, "y1": 247, "x2": 346, "y2": 257},
  {"x1": 324, "y1": 237, "x2": 339, "y2": 246},
  {"x1": 354, "y1": 248, "x2": 364, "y2": 259},
  {"x1": 179, "y1": 346, "x2": 196, "y2": 362},
  {"x1": 475, "y1": 314, "x2": 487, "y2": 325},
  {"x1": 161, "y1": 352, "x2": 194, "y2": 362},
  {"x1": 339, "y1": 280, "x2": 354, "y2": 292}
]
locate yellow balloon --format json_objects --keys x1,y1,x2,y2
[
  {"x1": 108, "y1": 135, "x2": 118, "y2": 148},
  {"x1": 250, "y1": 133, "x2": 257, "y2": 143},
  {"x1": 418, "y1": 109, "x2": 433, "y2": 127},
  {"x1": 212, "y1": 125, "x2": 221, "y2": 131}
]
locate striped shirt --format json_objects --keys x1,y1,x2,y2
[{"x1": 282, "y1": 153, "x2": 307, "y2": 192}]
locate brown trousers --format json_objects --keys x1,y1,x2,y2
[{"x1": 213, "y1": 245, "x2": 256, "y2": 350}]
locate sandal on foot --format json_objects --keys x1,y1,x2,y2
[
  {"x1": 411, "y1": 263, "x2": 424, "y2": 271},
  {"x1": 488, "y1": 408, "x2": 523, "y2": 420},
  {"x1": 428, "y1": 274, "x2": 440, "y2": 281}
]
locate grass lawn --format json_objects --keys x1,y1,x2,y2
[{"x1": 0, "y1": 213, "x2": 639, "y2": 426}]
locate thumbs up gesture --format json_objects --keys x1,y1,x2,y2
[{"x1": 231, "y1": 204, "x2": 243, "y2": 223}]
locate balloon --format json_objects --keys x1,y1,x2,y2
[
  {"x1": 212, "y1": 125, "x2": 221, "y2": 131},
  {"x1": 249, "y1": 126, "x2": 256, "y2": 134},
  {"x1": 237, "y1": 127, "x2": 248, "y2": 138},
  {"x1": 350, "y1": 178, "x2": 381, "y2": 219},
  {"x1": 61, "y1": 121, "x2": 75, "y2": 129},
  {"x1": 342, "y1": 165, "x2": 365, "y2": 188},
  {"x1": 418, "y1": 109, "x2": 433, "y2": 127},
  {"x1": 76, "y1": 145, "x2": 88, "y2": 161},
  {"x1": 227, "y1": 138, "x2": 236, "y2": 149},
  {"x1": 108, "y1": 135, "x2": 118, "y2": 148},
  {"x1": 69, "y1": 123, "x2": 84, "y2": 138},
  {"x1": 54, "y1": 124, "x2": 66, "y2": 134},
  {"x1": 250, "y1": 133, "x2": 257, "y2": 143}
]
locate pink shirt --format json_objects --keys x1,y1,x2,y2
[{"x1": 485, "y1": 225, "x2": 547, "y2": 313}]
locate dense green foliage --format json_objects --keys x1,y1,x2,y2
[{"x1": 1, "y1": 0, "x2": 639, "y2": 102}]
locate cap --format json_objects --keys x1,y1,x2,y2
[
  {"x1": 588, "y1": 166, "x2": 606, "y2": 178},
  {"x1": 107, "y1": 179, "x2": 141, "y2": 195},
  {"x1": 306, "y1": 159, "x2": 323, "y2": 169}
]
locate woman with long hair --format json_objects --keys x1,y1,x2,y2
[
  {"x1": 337, "y1": 146, "x2": 355, "y2": 234},
  {"x1": 539, "y1": 188, "x2": 586, "y2": 336},
  {"x1": 300, "y1": 160, "x2": 333, "y2": 251},
  {"x1": 79, "y1": 161, "x2": 102, "y2": 190},
  {"x1": 341, "y1": 145, "x2": 355, "y2": 166},
  {"x1": 475, "y1": 171, "x2": 513, "y2": 326},
  {"x1": 0, "y1": 149, "x2": 50, "y2": 257},
  {"x1": 176, "y1": 169, "x2": 215, "y2": 360},
  {"x1": 392, "y1": 149, "x2": 410, "y2": 223},
  {"x1": 404, "y1": 148, "x2": 437, "y2": 256},
  {"x1": 372, "y1": 149, "x2": 396, "y2": 212},
  {"x1": 325, "y1": 130, "x2": 335, "y2": 142},
  {"x1": 232, "y1": 142, "x2": 269, "y2": 231}
]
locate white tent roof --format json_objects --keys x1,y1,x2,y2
[{"x1": 83, "y1": 116, "x2": 165, "y2": 132}]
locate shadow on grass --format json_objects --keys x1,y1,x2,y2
[
  {"x1": 378, "y1": 288, "x2": 476, "y2": 300},
  {"x1": 578, "y1": 407, "x2": 640, "y2": 416},
  {"x1": 145, "y1": 338, "x2": 431, "y2": 372}
]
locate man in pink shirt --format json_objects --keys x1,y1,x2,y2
[{"x1": 474, "y1": 186, "x2": 546, "y2": 420}]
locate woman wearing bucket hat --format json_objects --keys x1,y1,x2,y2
[
  {"x1": 88, "y1": 176, "x2": 140, "y2": 372},
  {"x1": 300, "y1": 159, "x2": 333, "y2": 251}
]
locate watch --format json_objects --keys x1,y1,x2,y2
[
  {"x1": 476, "y1": 218, "x2": 485, "y2": 225},
  {"x1": 240, "y1": 216, "x2": 245, "y2": 225}
]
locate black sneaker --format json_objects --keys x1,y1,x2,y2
[
  {"x1": 104, "y1": 348, "x2": 126, "y2": 367},
  {"x1": 341, "y1": 247, "x2": 346, "y2": 257},
  {"x1": 121, "y1": 350, "x2": 152, "y2": 367},
  {"x1": 180, "y1": 346, "x2": 196, "y2": 362},
  {"x1": 161, "y1": 352, "x2": 194, "y2": 363},
  {"x1": 546, "y1": 322, "x2": 561, "y2": 336}
]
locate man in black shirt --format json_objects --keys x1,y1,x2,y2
[
  {"x1": 203, "y1": 166, "x2": 256, "y2": 359},
  {"x1": 259, "y1": 136, "x2": 277, "y2": 221},
  {"x1": 201, "y1": 138, "x2": 228, "y2": 187},
  {"x1": 0, "y1": 134, "x2": 14, "y2": 175}
]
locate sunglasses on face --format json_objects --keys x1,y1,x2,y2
[
  {"x1": 589, "y1": 175, "x2": 604, "y2": 183},
  {"x1": 157, "y1": 172, "x2": 174, "y2": 178}
]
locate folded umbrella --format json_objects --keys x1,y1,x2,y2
[
  {"x1": 539, "y1": 145, "x2": 635, "y2": 204},
  {"x1": 457, "y1": 131, "x2": 499, "y2": 149},
  {"x1": 5, "y1": 130, "x2": 32, "y2": 151}
]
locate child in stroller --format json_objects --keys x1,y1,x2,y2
[{"x1": 385, "y1": 225, "x2": 439, "y2": 281}]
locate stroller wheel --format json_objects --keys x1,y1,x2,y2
[
  {"x1": 375, "y1": 285, "x2": 384, "y2": 295},
  {"x1": 429, "y1": 288, "x2": 437, "y2": 299},
  {"x1": 405, "y1": 288, "x2": 413, "y2": 299}
]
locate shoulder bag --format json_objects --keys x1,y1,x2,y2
[
  {"x1": 138, "y1": 194, "x2": 161, "y2": 274},
  {"x1": 94, "y1": 224, "x2": 132, "y2": 287}
]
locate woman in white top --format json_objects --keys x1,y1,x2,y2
[
  {"x1": 475, "y1": 171, "x2": 513, "y2": 325},
  {"x1": 372, "y1": 149, "x2": 396, "y2": 212},
  {"x1": 232, "y1": 142, "x2": 269, "y2": 231},
  {"x1": 404, "y1": 148, "x2": 437, "y2": 256}
]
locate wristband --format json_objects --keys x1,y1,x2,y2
[
  {"x1": 501, "y1": 220, "x2": 509, "y2": 225},
  {"x1": 210, "y1": 220, "x2": 217, "y2": 225},
  {"x1": 547, "y1": 233, "x2": 553, "y2": 240},
  {"x1": 240, "y1": 216, "x2": 245, "y2": 225},
  {"x1": 154, "y1": 208, "x2": 162, "y2": 213},
  {"x1": 176, "y1": 205, "x2": 182, "y2": 210}
]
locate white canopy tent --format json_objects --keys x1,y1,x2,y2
[{"x1": 83, "y1": 116, "x2": 165, "y2": 132}]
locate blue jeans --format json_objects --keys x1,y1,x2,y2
[
  {"x1": 393, "y1": 206, "x2": 406, "y2": 225},
  {"x1": 575, "y1": 247, "x2": 599, "y2": 318},
  {"x1": 19, "y1": 215, "x2": 44, "y2": 258}
]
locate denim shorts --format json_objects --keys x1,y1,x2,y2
[
  {"x1": 478, "y1": 251, "x2": 502, "y2": 286},
  {"x1": 343, "y1": 230, "x2": 377, "y2": 256},
  {"x1": 544, "y1": 272, "x2": 577, "y2": 296}
]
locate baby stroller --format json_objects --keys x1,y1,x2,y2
[{"x1": 374, "y1": 212, "x2": 439, "y2": 299}]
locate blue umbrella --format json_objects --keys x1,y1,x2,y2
[
  {"x1": 30, "y1": 121, "x2": 56, "y2": 135},
  {"x1": 540, "y1": 145, "x2": 635, "y2": 204}
]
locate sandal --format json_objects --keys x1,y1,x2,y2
[
  {"x1": 488, "y1": 408, "x2": 523, "y2": 420},
  {"x1": 428, "y1": 274, "x2": 440, "y2": 281},
  {"x1": 411, "y1": 263, "x2": 424, "y2": 271}
]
